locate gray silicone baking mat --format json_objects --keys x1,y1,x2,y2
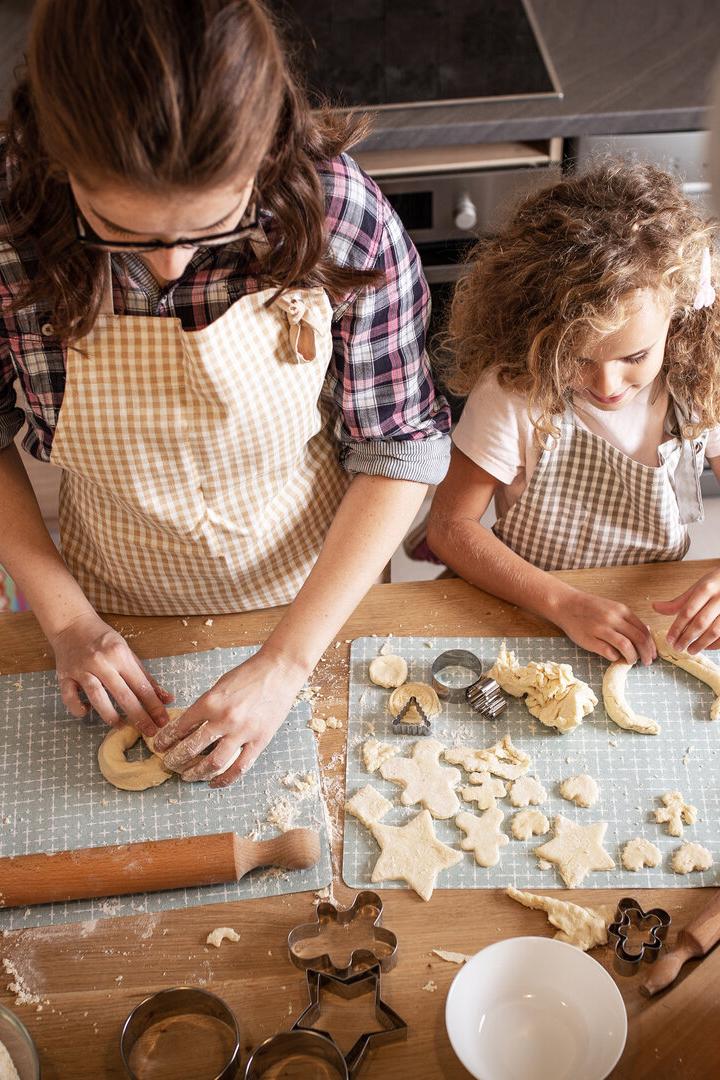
[
  {"x1": 0, "y1": 646, "x2": 331, "y2": 930},
  {"x1": 343, "y1": 636, "x2": 720, "y2": 891}
]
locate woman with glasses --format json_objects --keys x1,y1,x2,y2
[{"x1": 0, "y1": 0, "x2": 450, "y2": 785}]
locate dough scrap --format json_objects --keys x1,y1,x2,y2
[
  {"x1": 602, "y1": 660, "x2": 659, "y2": 735},
  {"x1": 671, "y1": 842, "x2": 714, "y2": 874},
  {"x1": 654, "y1": 790, "x2": 697, "y2": 837},
  {"x1": 511, "y1": 809, "x2": 550, "y2": 840},
  {"x1": 387, "y1": 681, "x2": 442, "y2": 722},
  {"x1": 362, "y1": 737, "x2": 398, "y2": 774},
  {"x1": 508, "y1": 775, "x2": 547, "y2": 807},
  {"x1": 653, "y1": 630, "x2": 720, "y2": 720},
  {"x1": 444, "y1": 734, "x2": 530, "y2": 780},
  {"x1": 488, "y1": 641, "x2": 597, "y2": 734},
  {"x1": 534, "y1": 815, "x2": 615, "y2": 888},
  {"x1": 455, "y1": 807, "x2": 509, "y2": 867},
  {"x1": 506, "y1": 886, "x2": 615, "y2": 951},
  {"x1": 98, "y1": 724, "x2": 173, "y2": 791},
  {"x1": 380, "y1": 738, "x2": 461, "y2": 819},
  {"x1": 369, "y1": 809, "x2": 463, "y2": 901},
  {"x1": 346, "y1": 785, "x2": 393, "y2": 829},
  {"x1": 460, "y1": 775, "x2": 507, "y2": 810},
  {"x1": 621, "y1": 837, "x2": 662, "y2": 872},
  {"x1": 368, "y1": 654, "x2": 408, "y2": 689},
  {"x1": 432, "y1": 949, "x2": 471, "y2": 964},
  {"x1": 206, "y1": 927, "x2": 240, "y2": 947},
  {"x1": 559, "y1": 774, "x2": 600, "y2": 809}
]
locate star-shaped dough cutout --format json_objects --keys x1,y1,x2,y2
[
  {"x1": 379, "y1": 738, "x2": 461, "y2": 818},
  {"x1": 534, "y1": 815, "x2": 615, "y2": 888},
  {"x1": 369, "y1": 810, "x2": 463, "y2": 901}
]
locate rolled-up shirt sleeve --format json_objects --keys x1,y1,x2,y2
[
  {"x1": 0, "y1": 339, "x2": 24, "y2": 450},
  {"x1": 324, "y1": 156, "x2": 451, "y2": 486}
]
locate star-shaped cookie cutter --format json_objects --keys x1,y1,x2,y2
[
  {"x1": 607, "y1": 896, "x2": 671, "y2": 976},
  {"x1": 287, "y1": 890, "x2": 398, "y2": 977},
  {"x1": 292, "y1": 964, "x2": 407, "y2": 1076}
]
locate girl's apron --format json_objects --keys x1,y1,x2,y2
[
  {"x1": 49, "y1": 258, "x2": 350, "y2": 614},
  {"x1": 492, "y1": 402, "x2": 707, "y2": 571}
]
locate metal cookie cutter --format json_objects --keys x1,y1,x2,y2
[
  {"x1": 431, "y1": 648, "x2": 507, "y2": 719},
  {"x1": 245, "y1": 1030, "x2": 349, "y2": 1079},
  {"x1": 293, "y1": 964, "x2": 408, "y2": 1077},
  {"x1": 288, "y1": 889, "x2": 398, "y2": 977},
  {"x1": 607, "y1": 896, "x2": 671, "y2": 976},
  {"x1": 391, "y1": 695, "x2": 431, "y2": 736}
]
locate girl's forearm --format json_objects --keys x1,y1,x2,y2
[
  {"x1": 427, "y1": 511, "x2": 574, "y2": 623},
  {"x1": 0, "y1": 444, "x2": 94, "y2": 638},
  {"x1": 260, "y1": 473, "x2": 428, "y2": 676}
]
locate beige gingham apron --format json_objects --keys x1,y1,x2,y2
[
  {"x1": 492, "y1": 401, "x2": 707, "y2": 571},
  {"x1": 49, "y1": 259, "x2": 350, "y2": 614}
]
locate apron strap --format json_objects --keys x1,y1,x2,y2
[{"x1": 100, "y1": 254, "x2": 115, "y2": 316}]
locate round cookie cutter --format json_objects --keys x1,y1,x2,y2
[
  {"x1": 244, "y1": 1030, "x2": 348, "y2": 1079},
  {"x1": 120, "y1": 987, "x2": 241, "y2": 1080},
  {"x1": 431, "y1": 649, "x2": 506, "y2": 718}
]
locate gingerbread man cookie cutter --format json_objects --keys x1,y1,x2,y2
[
  {"x1": 607, "y1": 896, "x2": 671, "y2": 976},
  {"x1": 287, "y1": 890, "x2": 399, "y2": 977}
]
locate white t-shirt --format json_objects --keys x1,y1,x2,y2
[{"x1": 453, "y1": 372, "x2": 720, "y2": 518}]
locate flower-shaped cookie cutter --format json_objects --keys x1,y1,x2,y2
[
  {"x1": 607, "y1": 896, "x2": 671, "y2": 976},
  {"x1": 287, "y1": 890, "x2": 398, "y2": 978}
]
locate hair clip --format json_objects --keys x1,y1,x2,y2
[{"x1": 693, "y1": 247, "x2": 716, "y2": 310}]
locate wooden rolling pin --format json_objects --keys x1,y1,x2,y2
[
  {"x1": 641, "y1": 887, "x2": 720, "y2": 996},
  {"x1": 0, "y1": 829, "x2": 320, "y2": 909}
]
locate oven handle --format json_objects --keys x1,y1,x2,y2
[{"x1": 422, "y1": 263, "x2": 468, "y2": 284}]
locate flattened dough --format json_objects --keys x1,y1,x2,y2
[
  {"x1": 511, "y1": 809, "x2": 550, "y2": 840},
  {"x1": 559, "y1": 774, "x2": 600, "y2": 809},
  {"x1": 508, "y1": 776, "x2": 547, "y2": 807},
  {"x1": 380, "y1": 738, "x2": 461, "y2": 818},
  {"x1": 534, "y1": 815, "x2": 615, "y2": 888},
  {"x1": 368, "y1": 654, "x2": 408, "y2": 689},
  {"x1": 654, "y1": 790, "x2": 697, "y2": 837},
  {"x1": 362, "y1": 737, "x2": 397, "y2": 774},
  {"x1": 602, "y1": 660, "x2": 659, "y2": 735},
  {"x1": 444, "y1": 734, "x2": 530, "y2": 781},
  {"x1": 346, "y1": 785, "x2": 393, "y2": 829},
  {"x1": 369, "y1": 809, "x2": 463, "y2": 901},
  {"x1": 506, "y1": 886, "x2": 615, "y2": 951},
  {"x1": 387, "y1": 681, "x2": 441, "y2": 721},
  {"x1": 460, "y1": 775, "x2": 507, "y2": 810},
  {"x1": 621, "y1": 837, "x2": 662, "y2": 872},
  {"x1": 671, "y1": 841, "x2": 714, "y2": 874},
  {"x1": 653, "y1": 630, "x2": 720, "y2": 720},
  {"x1": 488, "y1": 642, "x2": 597, "y2": 734},
  {"x1": 455, "y1": 807, "x2": 509, "y2": 867}
]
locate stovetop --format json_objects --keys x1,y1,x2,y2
[{"x1": 268, "y1": 0, "x2": 561, "y2": 109}]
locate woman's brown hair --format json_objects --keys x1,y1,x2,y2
[
  {"x1": 2, "y1": 0, "x2": 377, "y2": 340},
  {"x1": 443, "y1": 159, "x2": 720, "y2": 441}
]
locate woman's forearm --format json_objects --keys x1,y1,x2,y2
[
  {"x1": 0, "y1": 444, "x2": 93, "y2": 638},
  {"x1": 260, "y1": 473, "x2": 428, "y2": 676}
]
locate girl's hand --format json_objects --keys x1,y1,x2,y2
[
  {"x1": 50, "y1": 611, "x2": 173, "y2": 737},
  {"x1": 554, "y1": 589, "x2": 656, "y2": 665},
  {"x1": 652, "y1": 568, "x2": 720, "y2": 653},
  {"x1": 153, "y1": 649, "x2": 307, "y2": 787}
]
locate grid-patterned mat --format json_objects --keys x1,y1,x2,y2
[
  {"x1": 343, "y1": 636, "x2": 720, "y2": 891},
  {"x1": 0, "y1": 646, "x2": 331, "y2": 930}
]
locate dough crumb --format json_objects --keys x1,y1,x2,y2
[
  {"x1": 206, "y1": 927, "x2": 240, "y2": 947},
  {"x1": 308, "y1": 716, "x2": 326, "y2": 734},
  {"x1": 204, "y1": 618, "x2": 214, "y2": 626},
  {"x1": 325, "y1": 716, "x2": 343, "y2": 730},
  {"x1": 421, "y1": 980, "x2": 438, "y2": 992},
  {"x1": 266, "y1": 798, "x2": 296, "y2": 832},
  {"x1": 558, "y1": 774, "x2": 600, "y2": 809},
  {"x1": 671, "y1": 842, "x2": 714, "y2": 874},
  {"x1": 621, "y1": 837, "x2": 662, "y2": 872},
  {"x1": 362, "y1": 737, "x2": 398, "y2": 774},
  {"x1": 431, "y1": 949, "x2": 470, "y2": 964},
  {"x1": 282, "y1": 771, "x2": 317, "y2": 796}
]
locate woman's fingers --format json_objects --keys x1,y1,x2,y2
[
  {"x1": 180, "y1": 738, "x2": 245, "y2": 782},
  {"x1": 59, "y1": 677, "x2": 90, "y2": 718},
  {"x1": 685, "y1": 619, "x2": 720, "y2": 654},
  {"x1": 153, "y1": 706, "x2": 208, "y2": 754},
  {"x1": 602, "y1": 628, "x2": 638, "y2": 665},
  {"x1": 210, "y1": 742, "x2": 256, "y2": 789},
  {"x1": 162, "y1": 719, "x2": 220, "y2": 769},
  {"x1": 81, "y1": 674, "x2": 122, "y2": 727},
  {"x1": 620, "y1": 614, "x2": 656, "y2": 665}
]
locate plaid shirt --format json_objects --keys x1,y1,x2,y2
[{"x1": 0, "y1": 150, "x2": 450, "y2": 484}]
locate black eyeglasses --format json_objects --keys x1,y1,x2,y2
[{"x1": 70, "y1": 189, "x2": 260, "y2": 253}]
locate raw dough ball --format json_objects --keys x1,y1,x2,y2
[
  {"x1": 368, "y1": 654, "x2": 408, "y2": 689},
  {"x1": 460, "y1": 775, "x2": 506, "y2": 810},
  {"x1": 380, "y1": 738, "x2": 461, "y2": 819},
  {"x1": 508, "y1": 775, "x2": 547, "y2": 807},
  {"x1": 654, "y1": 791, "x2": 697, "y2": 837},
  {"x1": 346, "y1": 785, "x2": 393, "y2": 829},
  {"x1": 506, "y1": 886, "x2": 615, "y2": 951},
  {"x1": 488, "y1": 642, "x2": 597, "y2": 734},
  {"x1": 559, "y1": 774, "x2": 600, "y2": 809},
  {"x1": 362, "y1": 737, "x2": 397, "y2": 774},
  {"x1": 511, "y1": 809, "x2": 550, "y2": 840},
  {"x1": 621, "y1": 837, "x2": 662, "y2": 872},
  {"x1": 455, "y1": 807, "x2": 509, "y2": 867},
  {"x1": 602, "y1": 660, "x2": 659, "y2": 735},
  {"x1": 387, "y1": 681, "x2": 441, "y2": 721},
  {"x1": 206, "y1": 927, "x2": 240, "y2": 947},
  {"x1": 671, "y1": 842, "x2": 714, "y2": 874},
  {"x1": 534, "y1": 815, "x2": 615, "y2": 888}
]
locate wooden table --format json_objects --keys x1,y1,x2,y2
[{"x1": 1, "y1": 562, "x2": 718, "y2": 1079}]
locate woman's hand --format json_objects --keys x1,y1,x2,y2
[
  {"x1": 653, "y1": 568, "x2": 720, "y2": 653},
  {"x1": 554, "y1": 588, "x2": 656, "y2": 665},
  {"x1": 153, "y1": 648, "x2": 308, "y2": 787},
  {"x1": 50, "y1": 611, "x2": 173, "y2": 737}
]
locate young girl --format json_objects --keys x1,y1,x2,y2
[
  {"x1": 428, "y1": 161, "x2": 720, "y2": 666},
  {"x1": 0, "y1": 0, "x2": 450, "y2": 785}
]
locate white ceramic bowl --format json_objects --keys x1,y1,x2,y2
[
  {"x1": 0, "y1": 1002, "x2": 40, "y2": 1080},
  {"x1": 445, "y1": 936, "x2": 627, "y2": 1080}
]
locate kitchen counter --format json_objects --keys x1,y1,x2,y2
[{"x1": 1, "y1": 562, "x2": 718, "y2": 1078}]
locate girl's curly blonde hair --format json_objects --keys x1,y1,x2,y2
[{"x1": 443, "y1": 159, "x2": 720, "y2": 441}]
